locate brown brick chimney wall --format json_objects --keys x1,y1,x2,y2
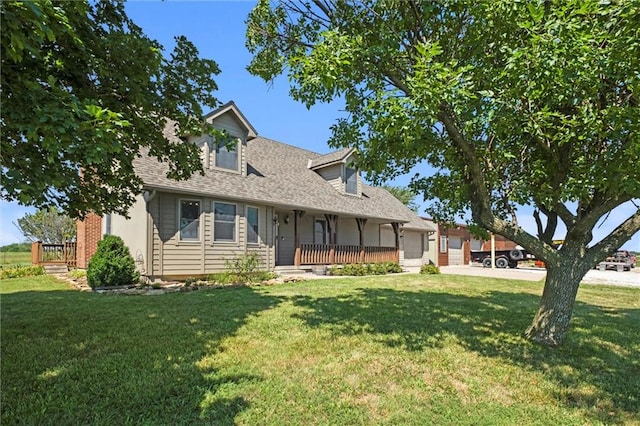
[{"x1": 76, "y1": 213, "x2": 102, "y2": 269}]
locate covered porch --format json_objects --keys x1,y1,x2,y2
[{"x1": 275, "y1": 209, "x2": 403, "y2": 267}]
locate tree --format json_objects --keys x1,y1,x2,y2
[
  {"x1": 246, "y1": 0, "x2": 640, "y2": 346},
  {"x1": 1, "y1": 0, "x2": 220, "y2": 218},
  {"x1": 15, "y1": 207, "x2": 76, "y2": 243},
  {"x1": 381, "y1": 185, "x2": 419, "y2": 212}
]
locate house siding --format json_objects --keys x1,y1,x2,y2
[
  {"x1": 317, "y1": 164, "x2": 343, "y2": 192},
  {"x1": 150, "y1": 192, "x2": 272, "y2": 277},
  {"x1": 109, "y1": 194, "x2": 148, "y2": 273},
  {"x1": 336, "y1": 218, "x2": 359, "y2": 245},
  {"x1": 363, "y1": 224, "x2": 380, "y2": 246}
]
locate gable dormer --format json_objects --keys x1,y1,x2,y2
[
  {"x1": 308, "y1": 148, "x2": 362, "y2": 196},
  {"x1": 195, "y1": 101, "x2": 258, "y2": 176}
]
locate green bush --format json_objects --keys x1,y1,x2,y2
[
  {"x1": 0, "y1": 265, "x2": 45, "y2": 279},
  {"x1": 225, "y1": 252, "x2": 261, "y2": 275},
  {"x1": 420, "y1": 264, "x2": 441, "y2": 275},
  {"x1": 329, "y1": 262, "x2": 402, "y2": 276},
  {"x1": 87, "y1": 235, "x2": 139, "y2": 288},
  {"x1": 219, "y1": 253, "x2": 276, "y2": 284}
]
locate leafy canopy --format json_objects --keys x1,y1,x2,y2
[
  {"x1": 247, "y1": 0, "x2": 640, "y2": 346},
  {"x1": 380, "y1": 185, "x2": 419, "y2": 212},
  {"x1": 1, "y1": 0, "x2": 220, "y2": 217},
  {"x1": 247, "y1": 0, "x2": 639, "y2": 266},
  {"x1": 14, "y1": 207, "x2": 76, "y2": 243}
]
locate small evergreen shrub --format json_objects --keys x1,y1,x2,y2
[
  {"x1": 420, "y1": 264, "x2": 441, "y2": 275},
  {"x1": 87, "y1": 235, "x2": 139, "y2": 288},
  {"x1": 0, "y1": 265, "x2": 45, "y2": 279}
]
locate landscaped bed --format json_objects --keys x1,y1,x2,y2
[{"x1": 1, "y1": 274, "x2": 638, "y2": 424}]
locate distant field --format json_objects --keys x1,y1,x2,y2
[{"x1": 0, "y1": 251, "x2": 31, "y2": 268}]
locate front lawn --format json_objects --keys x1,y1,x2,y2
[{"x1": 1, "y1": 274, "x2": 638, "y2": 425}]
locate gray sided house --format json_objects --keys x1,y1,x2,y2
[{"x1": 81, "y1": 102, "x2": 434, "y2": 280}]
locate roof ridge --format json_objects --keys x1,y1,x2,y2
[{"x1": 250, "y1": 135, "x2": 324, "y2": 158}]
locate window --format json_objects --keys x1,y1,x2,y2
[
  {"x1": 215, "y1": 140, "x2": 238, "y2": 170},
  {"x1": 345, "y1": 167, "x2": 357, "y2": 194},
  {"x1": 439, "y1": 235, "x2": 448, "y2": 253},
  {"x1": 214, "y1": 202, "x2": 236, "y2": 242},
  {"x1": 179, "y1": 200, "x2": 200, "y2": 241},
  {"x1": 314, "y1": 219, "x2": 328, "y2": 244},
  {"x1": 247, "y1": 207, "x2": 259, "y2": 244}
]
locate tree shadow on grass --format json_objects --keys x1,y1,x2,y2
[
  {"x1": 0, "y1": 286, "x2": 283, "y2": 425},
  {"x1": 291, "y1": 287, "x2": 640, "y2": 422}
]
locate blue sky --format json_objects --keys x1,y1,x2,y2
[{"x1": 1, "y1": 1, "x2": 638, "y2": 251}]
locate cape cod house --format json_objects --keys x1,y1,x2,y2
[{"x1": 76, "y1": 102, "x2": 435, "y2": 280}]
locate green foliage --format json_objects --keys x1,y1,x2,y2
[
  {"x1": 211, "y1": 252, "x2": 277, "y2": 284},
  {"x1": 14, "y1": 207, "x2": 76, "y2": 243},
  {"x1": 380, "y1": 184, "x2": 419, "y2": 212},
  {"x1": 329, "y1": 262, "x2": 402, "y2": 276},
  {"x1": 1, "y1": 0, "x2": 220, "y2": 217},
  {"x1": 420, "y1": 264, "x2": 441, "y2": 275},
  {"x1": 0, "y1": 243, "x2": 31, "y2": 252},
  {"x1": 246, "y1": 0, "x2": 640, "y2": 346},
  {"x1": 86, "y1": 235, "x2": 139, "y2": 288},
  {"x1": 0, "y1": 265, "x2": 45, "y2": 279},
  {"x1": 225, "y1": 252, "x2": 261, "y2": 275},
  {"x1": 68, "y1": 269, "x2": 86, "y2": 279}
]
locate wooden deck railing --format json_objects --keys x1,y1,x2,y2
[
  {"x1": 300, "y1": 244, "x2": 398, "y2": 265},
  {"x1": 31, "y1": 241, "x2": 77, "y2": 267}
]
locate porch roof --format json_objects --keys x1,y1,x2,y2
[{"x1": 136, "y1": 135, "x2": 434, "y2": 232}]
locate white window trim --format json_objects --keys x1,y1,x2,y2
[
  {"x1": 246, "y1": 205, "x2": 260, "y2": 245},
  {"x1": 439, "y1": 235, "x2": 448, "y2": 253},
  {"x1": 344, "y1": 165, "x2": 359, "y2": 196},
  {"x1": 178, "y1": 198, "x2": 201, "y2": 243},
  {"x1": 212, "y1": 200, "x2": 238, "y2": 244},
  {"x1": 212, "y1": 138, "x2": 241, "y2": 174}
]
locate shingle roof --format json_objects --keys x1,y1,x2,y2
[
  {"x1": 308, "y1": 147, "x2": 354, "y2": 170},
  {"x1": 134, "y1": 136, "x2": 434, "y2": 231}
]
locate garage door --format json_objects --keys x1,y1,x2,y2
[
  {"x1": 403, "y1": 231, "x2": 423, "y2": 266},
  {"x1": 448, "y1": 236, "x2": 464, "y2": 265}
]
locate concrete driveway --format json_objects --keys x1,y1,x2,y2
[{"x1": 439, "y1": 265, "x2": 640, "y2": 288}]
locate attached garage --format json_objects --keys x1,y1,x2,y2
[
  {"x1": 448, "y1": 236, "x2": 464, "y2": 265},
  {"x1": 402, "y1": 231, "x2": 424, "y2": 266}
]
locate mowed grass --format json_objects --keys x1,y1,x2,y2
[
  {"x1": 0, "y1": 251, "x2": 32, "y2": 268},
  {"x1": 1, "y1": 274, "x2": 638, "y2": 425}
]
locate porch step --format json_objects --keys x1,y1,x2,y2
[
  {"x1": 43, "y1": 264, "x2": 69, "y2": 275},
  {"x1": 274, "y1": 266, "x2": 310, "y2": 276}
]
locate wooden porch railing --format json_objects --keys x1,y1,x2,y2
[
  {"x1": 31, "y1": 241, "x2": 77, "y2": 267},
  {"x1": 300, "y1": 244, "x2": 398, "y2": 265}
]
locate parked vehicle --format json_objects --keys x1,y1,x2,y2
[
  {"x1": 471, "y1": 248, "x2": 534, "y2": 269},
  {"x1": 596, "y1": 250, "x2": 635, "y2": 272}
]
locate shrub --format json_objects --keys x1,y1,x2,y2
[
  {"x1": 220, "y1": 253, "x2": 276, "y2": 284},
  {"x1": 0, "y1": 265, "x2": 45, "y2": 279},
  {"x1": 420, "y1": 264, "x2": 441, "y2": 275},
  {"x1": 329, "y1": 262, "x2": 402, "y2": 276},
  {"x1": 225, "y1": 252, "x2": 261, "y2": 275},
  {"x1": 87, "y1": 235, "x2": 139, "y2": 288}
]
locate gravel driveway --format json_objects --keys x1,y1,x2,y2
[{"x1": 438, "y1": 265, "x2": 640, "y2": 288}]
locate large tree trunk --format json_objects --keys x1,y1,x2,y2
[{"x1": 524, "y1": 261, "x2": 587, "y2": 347}]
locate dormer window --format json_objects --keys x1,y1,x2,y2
[
  {"x1": 215, "y1": 140, "x2": 239, "y2": 171},
  {"x1": 345, "y1": 167, "x2": 357, "y2": 194}
]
